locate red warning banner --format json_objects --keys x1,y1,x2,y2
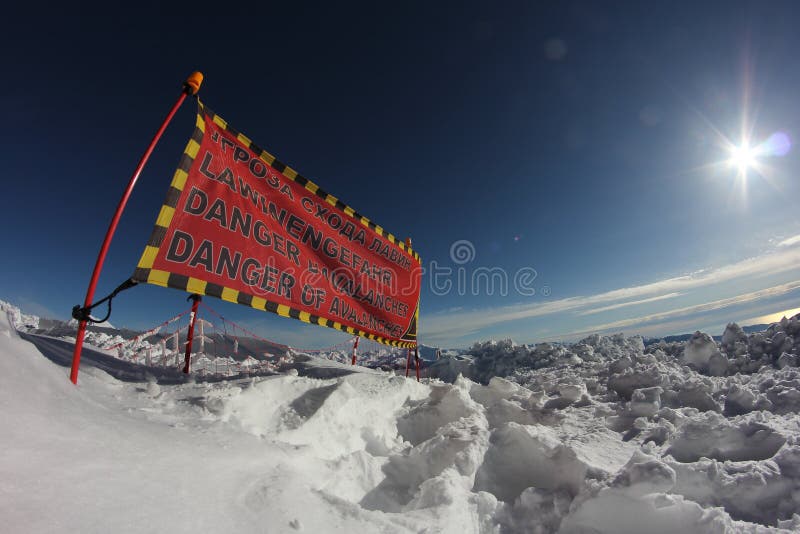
[{"x1": 133, "y1": 103, "x2": 421, "y2": 347}]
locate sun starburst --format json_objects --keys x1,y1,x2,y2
[{"x1": 727, "y1": 142, "x2": 760, "y2": 178}]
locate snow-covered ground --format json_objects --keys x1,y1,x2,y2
[{"x1": 2, "y1": 299, "x2": 800, "y2": 532}]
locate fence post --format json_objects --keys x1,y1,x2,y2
[
  {"x1": 173, "y1": 332, "x2": 180, "y2": 367},
  {"x1": 351, "y1": 337, "x2": 359, "y2": 365},
  {"x1": 183, "y1": 295, "x2": 202, "y2": 374}
]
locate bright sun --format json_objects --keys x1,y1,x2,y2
[{"x1": 728, "y1": 143, "x2": 758, "y2": 174}]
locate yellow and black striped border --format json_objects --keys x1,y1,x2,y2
[
  {"x1": 132, "y1": 101, "x2": 420, "y2": 349},
  {"x1": 198, "y1": 101, "x2": 421, "y2": 264}
]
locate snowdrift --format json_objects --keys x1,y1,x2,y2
[{"x1": 2, "y1": 299, "x2": 800, "y2": 532}]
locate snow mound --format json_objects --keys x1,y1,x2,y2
[
  {"x1": 666, "y1": 412, "x2": 787, "y2": 462},
  {"x1": 474, "y1": 422, "x2": 588, "y2": 501},
  {"x1": 1, "y1": 299, "x2": 40, "y2": 331}
]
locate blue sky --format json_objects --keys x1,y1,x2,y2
[{"x1": 2, "y1": 3, "x2": 800, "y2": 348}]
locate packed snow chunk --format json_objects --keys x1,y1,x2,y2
[
  {"x1": 762, "y1": 371, "x2": 800, "y2": 414},
  {"x1": 610, "y1": 354, "x2": 634, "y2": 373},
  {"x1": 558, "y1": 381, "x2": 587, "y2": 403},
  {"x1": 560, "y1": 489, "x2": 738, "y2": 534},
  {"x1": 468, "y1": 376, "x2": 525, "y2": 407},
  {"x1": 777, "y1": 352, "x2": 798, "y2": 369},
  {"x1": 317, "y1": 450, "x2": 387, "y2": 503},
  {"x1": 778, "y1": 515, "x2": 800, "y2": 531},
  {"x1": 424, "y1": 354, "x2": 476, "y2": 383},
  {"x1": 775, "y1": 441, "x2": 800, "y2": 477},
  {"x1": 666, "y1": 412, "x2": 786, "y2": 463},
  {"x1": 401, "y1": 469, "x2": 502, "y2": 534},
  {"x1": 611, "y1": 451, "x2": 676, "y2": 495},
  {"x1": 581, "y1": 333, "x2": 645, "y2": 360},
  {"x1": 683, "y1": 331, "x2": 725, "y2": 371},
  {"x1": 629, "y1": 387, "x2": 663, "y2": 417},
  {"x1": 473, "y1": 422, "x2": 588, "y2": 502},
  {"x1": 674, "y1": 380, "x2": 722, "y2": 412},
  {"x1": 495, "y1": 487, "x2": 573, "y2": 534},
  {"x1": 396, "y1": 376, "x2": 479, "y2": 446},
  {"x1": 403, "y1": 467, "x2": 472, "y2": 509},
  {"x1": 468, "y1": 378, "x2": 561, "y2": 429},
  {"x1": 222, "y1": 372, "x2": 428, "y2": 458},
  {"x1": 721, "y1": 323, "x2": 748, "y2": 352},
  {"x1": 641, "y1": 421, "x2": 675, "y2": 447},
  {"x1": 669, "y1": 455, "x2": 797, "y2": 526},
  {"x1": 543, "y1": 392, "x2": 584, "y2": 410},
  {"x1": 360, "y1": 412, "x2": 489, "y2": 512},
  {"x1": 724, "y1": 383, "x2": 759, "y2": 416},
  {"x1": 608, "y1": 366, "x2": 665, "y2": 399},
  {"x1": 707, "y1": 352, "x2": 730, "y2": 376},
  {"x1": 1, "y1": 299, "x2": 40, "y2": 332},
  {"x1": 563, "y1": 453, "x2": 757, "y2": 532}
]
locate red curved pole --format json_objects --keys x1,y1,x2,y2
[{"x1": 70, "y1": 73, "x2": 203, "y2": 384}]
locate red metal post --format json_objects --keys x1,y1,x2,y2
[
  {"x1": 351, "y1": 336, "x2": 359, "y2": 365},
  {"x1": 183, "y1": 295, "x2": 202, "y2": 374},
  {"x1": 403, "y1": 237, "x2": 415, "y2": 380},
  {"x1": 415, "y1": 347, "x2": 421, "y2": 382},
  {"x1": 69, "y1": 72, "x2": 203, "y2": 384}
]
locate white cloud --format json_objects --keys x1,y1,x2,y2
[
  {"x1": 423, "y1": 245, "x2": 800, "y2": 342},
  {"x1": 575, "y1": 292, "x2": 682, "y2": 316},
  {"x1": 778, "y1": 234, "x2": 800, "y2": 247},
  {"x1": 566, "y1": 280, "x2": 800, "y2": 337}
]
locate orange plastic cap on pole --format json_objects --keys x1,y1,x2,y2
[{"x1": 184, "y1": 71, "x2": 204, "y2": 95}]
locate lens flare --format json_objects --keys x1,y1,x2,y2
[
  {"x1": 686, "y1": 46, "x2": 789, "y2": 201},
  {"x1": 761, "y1": 131, "x2": 791, "y2": 157},
  {"x1": 725, "y1": 131, "x2": 791, "y2": 180}
]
